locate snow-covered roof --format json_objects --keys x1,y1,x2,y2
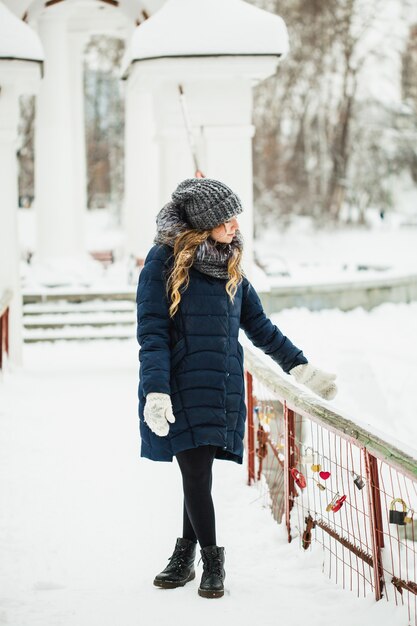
[
  {"x1": 2, "y1": 0, "x2": 165, "y2": 24},
  {"x1": 126, "y1": 0, "x2": 289, "y2": 64},
  {"x1": 0, "y1": 3, "x2": 43, "y2": 62}
]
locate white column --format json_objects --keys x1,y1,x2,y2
[
  {"x1": 156, "y1": 126, "x2": 197, "y2": 205},
  {"x1": 69, "y1": 31, "x2": 88, "y2": 239},
  {"x1": 0, "y1": 84, "x2": 23, "y2": 365},
  {"x1": 203, "y1": 124, "x2": 256, "y2": 280},
  {"x1": 123, "y1": 85, "x2": 160, "y2": 259},
  {"x1": 34, "y1": 14, "x2": 84, "y2": 260}
]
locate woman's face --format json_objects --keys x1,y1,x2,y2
[{"x1": 210, "y1": 216, "x2": 239, "y2": 243}]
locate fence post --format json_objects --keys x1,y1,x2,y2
[
  {"x1": 364, "y1": 449, "x2": 385, "y2": 600},
  {"x1": 284, "y1": 402, "x2": 296, "y2": 542},
  {"x1": 246, "y1": 370, "x2": 255, "y2": 485},
  {"x1": 5, "y1": 307, "x2": 9, "y2": 356}
]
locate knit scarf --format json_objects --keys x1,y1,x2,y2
[{"x1": 153, "y1": 200, "x2": 244, "y2": 280}]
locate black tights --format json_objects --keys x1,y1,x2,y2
[{"x1": 175, "y1": 444, "x2": 217, "y2": 549}]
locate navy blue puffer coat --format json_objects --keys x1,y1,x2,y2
[{"x1": 136, "y1": 244, "x2": 308, "y2": 465}]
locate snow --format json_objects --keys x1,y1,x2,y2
[
  {"x1": 123, "y1": 0, "x2": 289, "y2": 67},
  {"x1": 22, "y1": 285, "x2": 136, "y2": 297},
  {"x1": 265, "y1": 302, "x2": 417, "y2": 457},
  {"x1": 23, "y1": 301, "x2": 135, "y2": 314},
  {"x1": 22, "y1": 326, "x2": 135, "y2": 342},
  {"x1": 0, "y1": 339, "x2": 409, "y2": 625},
  {"x1": 0, "y1": 3, "x2": 44, "y2": 62},
  {"x1": 254, "y1": 215, "x2": 417, "y2": 289},
  {"x1": 18, "y1": 209, "x2": 138, "y2": 290},
  {"x1": 23, "y1": 311, "x2": 135, "y2": 327}
]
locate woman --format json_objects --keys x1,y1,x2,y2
[{"x1": 136, "y1": 177, "x2": 337, "y2": 599}]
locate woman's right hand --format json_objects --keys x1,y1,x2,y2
[
  {"x1": 290, "y1": 363, "x2": 337, "y2": 400},
  {"x1": 144, "y1": 392, "x2": 176, "y2": 437}
]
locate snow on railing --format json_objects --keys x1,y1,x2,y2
[
  {"x1": 243, "y1": 345, "x2": 417, "y2": 624},
  {"x1": 0, "y1": 290, "x2": 12, "y2": 370}
]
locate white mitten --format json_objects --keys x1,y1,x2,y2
[
  {"x1": 144, "y1": 392, "x2": 176, "y2": 437},
  {"x1": 290, "y1": 363, "x2": 338, "y2": 400}
]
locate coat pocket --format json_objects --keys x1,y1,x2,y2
[{"x1": 171, "y1": 337, "x2": 187, "y2": 371}]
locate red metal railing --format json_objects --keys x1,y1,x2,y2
[
  {"x1": 243, "y1": 345, "x2": 417, "y2": 624},
  {"x1": 0, "y1": 290, "x2": 12, "y2": 371}
]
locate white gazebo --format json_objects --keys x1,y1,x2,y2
[{"x1": 0, "y1": 0, "x2": 289, "y2": 363}]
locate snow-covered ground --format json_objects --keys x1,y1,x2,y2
[
  {"x1": 0, "y1": 339, "x2": 410, "y2": 626},
  {"x1": 270, "y1": 302, "x2": 417, "y2": 455},
  {"x1": 255, "y1": 214, "x2": 417, "y2": 287},
  {"x1": 5, "y1": 209, "x2": 416, "y2": 623}
]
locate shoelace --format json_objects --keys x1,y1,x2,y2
[
  {"x1": 168, "y1": 547, "x2": 191, "y2": 572},
  {"x1": 197, "y1": 552, "x2": 224, "y2": 577}
]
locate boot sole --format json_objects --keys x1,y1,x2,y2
[
  {"x1": 198, "y1": 587, "x2": 224, "y2": 598},
  {"x1": 153, "y1": 569, "x2": 195, "y2": 589}
]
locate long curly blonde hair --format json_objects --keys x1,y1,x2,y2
[{"x1": 166, "y1": 229, "x2": 244, "y2": 318}]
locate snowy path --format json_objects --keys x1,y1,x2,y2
[{"x1": 0, "y1": 341, "x2": 408, "y2": 626}]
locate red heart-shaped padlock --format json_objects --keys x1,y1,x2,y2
[
  {"x1": 319, "y1": 471, "x2": 331, "y2": 480},
  {"x1": 290, "y1": 468, "x2": 306, "y2": 489}
]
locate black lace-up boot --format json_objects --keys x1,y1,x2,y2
[
  {"x1": 153, "y1": 537, "x2": 197, "y2": 588},
  {"x1": 197, "y1": 545, "x2": 226, "y2": 598}
]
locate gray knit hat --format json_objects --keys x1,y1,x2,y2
[{"x1": 171, "y1": 177, "x2": 243, "y2": 230}]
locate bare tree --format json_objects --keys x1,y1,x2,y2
[
  {"x1": 84, "y1": 35, "x2": 125, "y2": 219},
  {"x1": 251, "y1": 0, "x2": 417, "y2": 227},
  {"x1": 17, "y1": 95, "x2": 35, "y2": 206}
]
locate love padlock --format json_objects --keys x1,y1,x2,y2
[
  {"x1": 310, "y1": 451, "x2": 321, "y2": 472},
  {"x1": 314, "y1": 480, "x2": 326, "y2": 491},
  {"x1": 332, "y1": 495, "x2": 347, "y2": 513},
  {"x1": 326, "y1": 493, "x2": 340, "y2": 512},
  {"x1": 389, "y1": 498, "x2": 408, "y2": 525},
  {"x1": 353, "y1": 473, "x2": 365, "y2": 490},
  {"x1": 258, "y1": 404, "x2": 269, "y2": 425},
  {"x1": 260, "y1": 403, "x2": 274, "y2": 425},
  {"x1": 404, "y1": 509, "x2": 414, "y2": 524},
  {"x1": 319, "y1": 471, "x2": 331, "y2": 480},
  {"x1": 301, "y1": 446, "x2": 314, "y2": 465},
  {"x1": 290, "y1": 468, "x2": 307, "y2": 489}
]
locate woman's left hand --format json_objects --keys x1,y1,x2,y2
[{"x1": 290, "y1": 363, "x2": 338, "y2": 401}]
